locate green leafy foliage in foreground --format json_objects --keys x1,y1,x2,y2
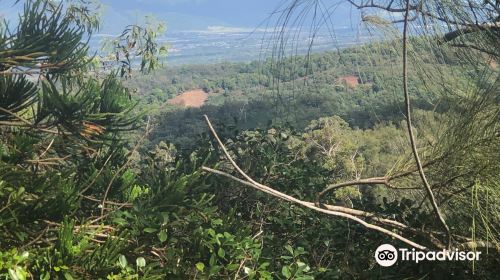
[{"x1": 0, "y1": 0, "x2": 499, "y2": 279}]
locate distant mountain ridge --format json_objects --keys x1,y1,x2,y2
[{"x1": 99, "y1": 0, "x2": 358, "y2": 33}]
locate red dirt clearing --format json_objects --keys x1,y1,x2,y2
[
  {"x1": 168, "y1": 89, "x2": 208, "y2": 108},
  {"x1": 337, "y1": 75, "x2": 360, "y2": 88},
  {"x1": 490, "y1": 59, "x2": 497, "y2": 70}
]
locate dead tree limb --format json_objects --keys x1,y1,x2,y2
[
  {"x1": 202, "y1": 166, "x2": 427, "y2": 250},
  {"x1": 202, "y1": 115, "x2": 428, "y2": 250}
]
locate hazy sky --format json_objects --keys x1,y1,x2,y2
[
  {"x1": 101, "y1": 0, "x2": 281, "y2": 29},
  {"x1": 1, "y1": 0, "x2": 358, "y2": 33},
  {"x1": 104, "y1": 0, "x2": 359, "y2": 33}
]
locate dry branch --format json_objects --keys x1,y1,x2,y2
[
  {"x1": 0, "y1": 107, "x2": 61, "y2": 134},
  {"x1": 202, "y1": 115, "x2": 428, "y2": 250},
  {"x1": 202, "y1": 166, "x2": 427, "y2": 250}
]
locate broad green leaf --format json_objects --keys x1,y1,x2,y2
[
  {"x1": 243, "y1": 266, "x2": 255, "y2": 276},
  {"x1": 8, "y1": 267, "x2": 26, "y2": 280},
  {"x1": 136, "y1": 257, "x2": 146, "y2": 268},
  {"x1": 284, "y1": 245, "x2": 294, "y2": 255},
  {"x1": 209, "y1": 253, "x2": 216, "y2": 266},
  {"x1": 119, "y1": 255, "x2": 127, "y2": 268},
  {"x1": 259, "y1": 262, "x2": 270, "y2": 270},
  {"x1": 158, "y1": 230, "x2": 168, "y2": 242},
  {"x1": 195, "y1": 262, "x2": 205, "y2": 272},
  {"x1": 217, "y1": 247, "x2": 225, "y2": 258},
  {"x1": 281, "y1": 266, "x2": 291, "y2": 279},
  {"x1": 143, "y1": 227, "x2": 157, "y2": 233},
  {"x1": 209, "y1": 265, "x2": 221, "y2": 276}
]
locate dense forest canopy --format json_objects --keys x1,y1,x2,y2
[{"x1": 0, "y1": 0, "x2": 498, "y2": 279}]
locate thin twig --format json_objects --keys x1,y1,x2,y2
[
  {"x1": 39, "y1": 138, "x2": 55, "y2": 158},
  {"x1": 0, "y1": 107, "x2": 60, "y2": 134},
  {"x1": 82, "y1": 195, "x2": 133, "y2": 207},
  {"x1": 78, "y1": 152, "x2": 115, "y2": 196},
  {"x1": 315, "y1": 177, "x2": 419, "y2": 205},
  {"x1": 20, "y1": 226, "x2": 50, "y2": 249},
  {"x1": 401, "y1": 0, "x2": 451, "y2": 248},
  {"x1": 100, "y1": 117, "x2": 151, "y2": 216}
]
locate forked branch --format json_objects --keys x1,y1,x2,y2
[
  {"x1": 315, "y1": 176, "x2": 421, "y2": 206},
  {"x1": 202, "y1": 115, "x2": 428, "y2": 250}
]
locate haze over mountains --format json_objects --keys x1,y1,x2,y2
[
  {"x1": 97, "y1": 0, "x2": 364, "y2": 64},
  {"x1": 98, "y1": 0, "x2": 358, "y2": 33},
  {"x1": 1, "y1": 0, "x2": 363, "y2": 64}
]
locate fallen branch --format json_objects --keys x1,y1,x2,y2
[
  {"x1": 202, "y1": 166, "x2": 427, "y2": 250},
  {"x1": 202, "y1": 115, "x2": 428, "y2": 250}
]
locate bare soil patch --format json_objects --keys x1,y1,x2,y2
[
  {"x1": 337, "y1": 75, "x2": 360, "y2": 88},
  {"x1": 168, "y1": 89, "x2": 208, "y2": 108},
  {"x1": 490, "y1": 59, "x2": 497, "y2": 70}
]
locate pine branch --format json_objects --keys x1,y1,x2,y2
[{"x1": 99, "y1": 117, "x2": 151, "y2": 216}]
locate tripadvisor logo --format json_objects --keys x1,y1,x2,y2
[
  {"x1": 375, "y1": 244, "x2": 398, "y2": 267},
  {"x1": 374, "y1": 244, "x2": 482, "y2": 267}
]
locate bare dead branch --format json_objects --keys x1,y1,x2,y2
[
  {"x1": 82, "y1": 195, "x2": 133, "y2": 207},
  {"x1": 78, "y1": 152, "x2": 115, "y2": 196},
  {"x1": 388, "y1": 156, "x2": 444, "y2": 180},
  {"x1": 25, "y1": 155, "x2": 71, "y2": 164},
  {"x1": 204, "y1": 166, "x2": 408, "y2": 228},
  {"x1": 202, "y1": 115, "x2": 428, "y2": 250},
  {"x1": 348, "y1": 0, "x2": 497, "y2": 28},
  {"x1": 347, "y1": 0, "x2": 417, "y2": 13},
  {"x1": 457, "y1": 241, "x2": 500, "y2": 252},
  {"x1": 19, "y1": 226, "x2": 50, "y2": 250},
  {"x1": 449, "y1": 43, "x2": 499, "y2": 57},
  {"x1": 39, "y1": 138, "x2": 55, "y2": 158},
  {"x1": 202, "y1": 166, "x2": 427, "y2": 250},
  {"x1": 0, "y1": 107, "x2": 61, "y2": 134}
]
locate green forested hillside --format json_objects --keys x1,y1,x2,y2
[
  {"x1": 131, "y1": 40, "x2": 467, "y2": 148},
  {"x1": 0, "y1": 1, "x2": 499, "y2": 279}
]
